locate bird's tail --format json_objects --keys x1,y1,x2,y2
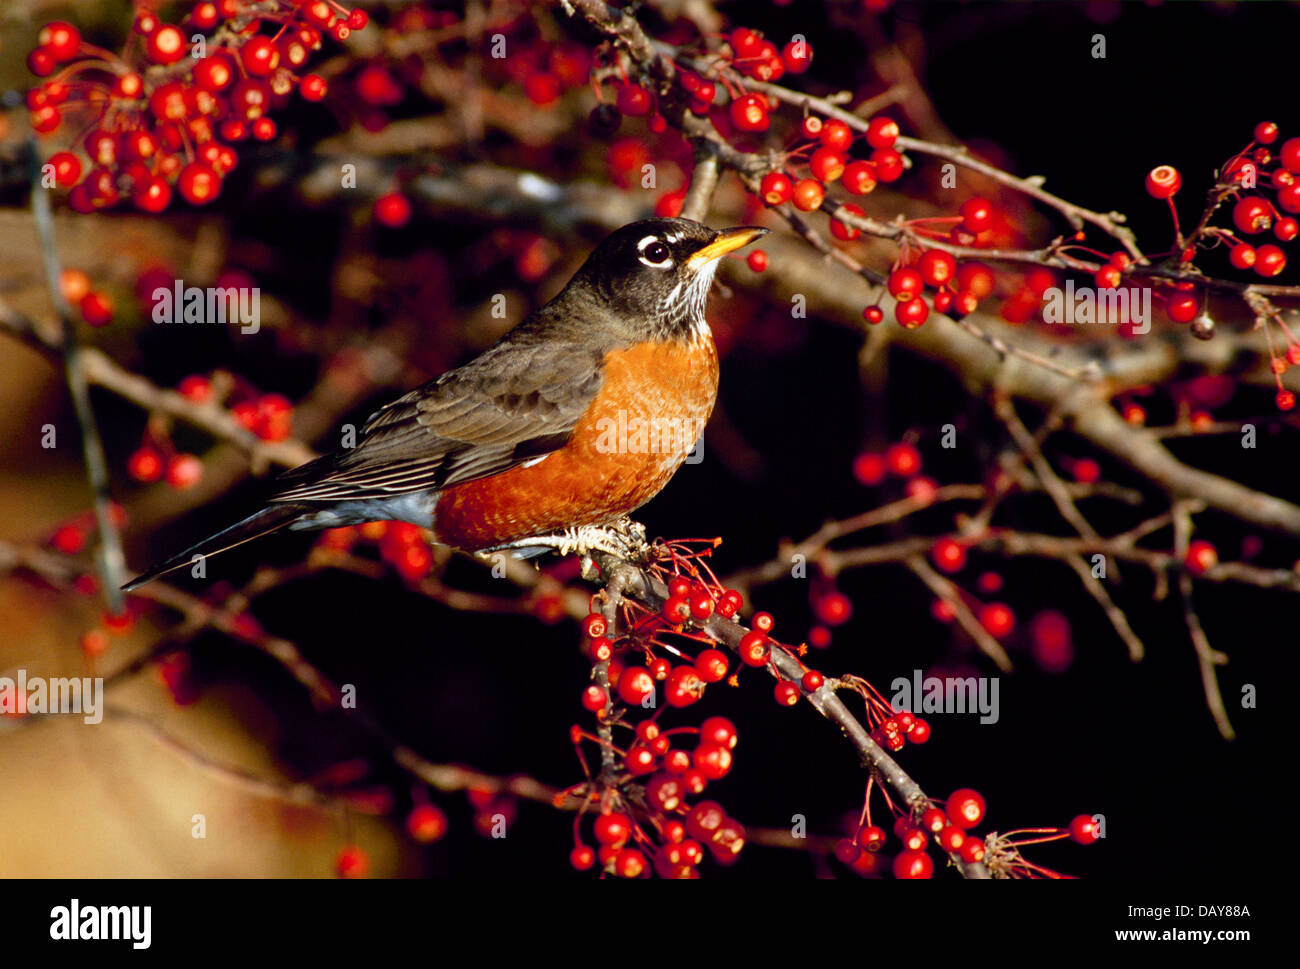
[{"x1": 122, "y1": 504, "x2": 306, "y2": 591}]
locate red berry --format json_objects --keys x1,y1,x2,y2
[
  {"x1": 1166, "y1": 292, "x2": 1200, "y2": 323},
  {"x1": 960, "y1": 837, "x2": 986, "y2": 863},
  {"x1": 774, "y1": 681, "x2": 800, "y2": 706},
  {"x1": 865, "y1": 116, "x2": 899, "y2": 149},
  {"x1": 841, "y1": 160, "x2": 878, "y2": 196},
  {"x1": 959, "y1": 197, "x2": 995, "y2": 233},
  {"x1": 791, "y1": 179, "x2": 824, "y2": 212},
  {"x1": 177, "y1": 162, "x2": 221, "y2": 205},
  {"x1": 581, "y1": 684, "x2": 607, "y2": 712},
  {"x1": 1254, "y1": 122, "x2": 1278, "y2": 144},
  {"x1": 1232, "y1": 196, "x2": 1273, "y2": 234},
  {"x1": 814, "y1": 592, "x2": 852, "y2": 626},
  {"x1": 594, "y1": 812, "x2": 633, "y2": 847},
  {"x1": 695, "y1": 648, "x2": 729, "y2": 683},
  {"x1": 127, "y1": 447, "x2": 164, "y2": 482},
  {"x1": 781, "y1": 39, "x2": 813, "y2": 74},
  {"x1": 38, "y1": 22, "x2": 81, "y2": 62},
  {"x1": 753, "y1": 611, "x2": 774, "y2": 633},
  {"x1": 729, "y1": 93, "x2": 770, "y2": 133},
  {"x1": 1276, "y1": 217, "x2": 1298, "y2": 242},
  {"x1": 799, "y1": 115, "x2": 823, "y2": 140},
  {"x1": 335, "y1": 845, "x2": 368, "y2": 878},
  {"x1": 570, "y1": 844, "x2": 596, "y2": 870},
  {"x1": 921, "y1": 807, "x2": 947, "y2": 834},
  {"x1": 810, "y1": 147, "x2": 846, "y2": 183},
  {"x1": 51, "y1": 524, "x2": 86, "y2": 554},
  {"x1": 300, "y1": 73, "x2": 328, "y2": 101},
  {"x1": 888, "y1": 268, "x2": 924, "y2": 301},
  {"x1": 46, "y1": 151, "x2": 81, "y2": 187},
  {"x1": 146, "y1": 25, "x2": 187, "y2": 65},
  {"x1": 240, "y1": 35, "x2": 280, "y2": 76},
  {"x1": 615, "y1": 83, "x2": 653, "y2": 117},
  {"x1": 747, "y1": 250, "x2": 768, "y2": 272},
  {"x1": 1281, "y1": 138, "x2": 1300, "y2": 174},
  {"x1": 760, "y1": 171, "x2": 794, "y2": 205},
  {"x1": 918, "y1": 250, "x2": 957, "y2": 288},
  {"x1": 81, "y1": 629, "x2": 109, "y2": 657},
  {"x1": 700, "y1": 716, "x2": 738, "y2": 750},
  {"x1": 862, "y1": 305, "x2": 884, "y2": 326},
  {"x1": 1255, "y1": 244, "x2": 1286, "y2": 277},
  {"x1": 830, "y1": 204, "x2": 863, "y2": 241},
  {"x1": 894, "y1": 296, "x2": 929, "y2": 328},
  {"x1": 931, "y1": 537, "x2": 967, "y2": 573},
  {"x1": 819, "y1": 119, "x2": 853, "y2": 153},
  {"x1": 853, "y1": 451, "x2": 885, "y2": 483},
  {"x1": 79, "y1": 291, "x2": 114, "y2": 326},
  {"x1": 730, "y1": 28, "x2": 764, "y2": 59},
  {"x1": 884, "y1": 442, "x2": 921, "y2": 476},
  {"x1": 407, "y1": 804, "x2": 447, "y2": 843},
  {"x1": 938, "y1": 825, "x2": 966, "y2": 853},
  {"x1": 664, "y1": 666, "x2": 704, "y2": 707},
  {"x1": 979, "y1": 602, "x2": 1015, "y2": 638},
  {"x1": 1145, "y1": 165, "x2": 1182, "y2": 199},
  {"x1": 28, "y1": 47, "x2": 57, "y2": 78},
  {"x1": 1069, "y1": 814, "x2": 1101, "y2": 844},
  {"x1": 893, "y1": 849, "x2": 933, "y2": 879},
  {"x1": 133, "y1": 176, "x2": 172, "y2": 213},
  {"x1": 1185, "y1": 539, "x2": 1218, "y2": 575},
  {"x1": 871, "y1": 147, "x2": 905, "y2": 182},
  {"x1": 662, "y1": 595, "x2": 692, "y2": 625},
  {"x1": 688, "y1": 591, "x2": 714, "y2": 621},
  {"x1": 374, "y1": 192, "x2": 412, "y2": 228},
  {"x1": 693, "y1": 742, "x2": 732, "y2": 778},
  {"x1": 617, "y1": 667, "x2": 655, "y2": 705},
  {"x1": 834, "y1": 838, "x2": 861, "y2": 864},
  {"x1": 1229, "y1": 243, "x2": 1257, "y2": 270},
  {"x1": 738, "y1": 630, "x2": 770, "y2": 666},
  {"x1": 946, "y1": 788, "x2": 985, "y2": 829}
]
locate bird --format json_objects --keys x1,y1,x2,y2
[{"x1": 123, "y1": 217, "x2": 767, "y2": 590}]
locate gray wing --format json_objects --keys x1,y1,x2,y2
[{"x1": 271, "y1": 339, "x2": 604, "y2": 503}]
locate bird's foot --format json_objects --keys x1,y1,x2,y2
[
  {"x1": 486, "y1": 518, "x2": 650, "y2": 563},
  {"x1": 486, "y1": 517, "x2": 655, "y2": 564}
]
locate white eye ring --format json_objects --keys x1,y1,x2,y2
[{"x1": 637, "y1": 235, "x2": 674, "y2": 269}]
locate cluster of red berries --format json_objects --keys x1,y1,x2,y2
[
  {"x1": 571, "y1": 732, "x2": 748, "y2": 879},
  {"x1": 838, "y1": 782, "x2": 1099, "y2": 878},
  {"x1": 58, "y1": 268, "x2": 115, "y2": 326},
  {"x1": 1144, "y1": 126, "x2": 1298, "y2": 285},
  {"x1": 317, "y1": 520, "x2": 433, "y2": 584},
  {"x1": 28, "y1": 3, "x2": 367, "y2": 213},
  {"x1": 852, "y1": 439, "x2": 938, "y2": 504},
  {"x1": 124, "y1": 371, "x2": 296, "y2": 490},
  {"x1": 1142, "y1": 126, "x2": 1300, "y2": 408},
  {"x1": 754, "y1": 115, "x2": 907, "y2": 222},
  {"x1": 806, "y1": 584, "x2": 852, "y2": 649}
]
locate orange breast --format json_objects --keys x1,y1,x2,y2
[{"x1": 432, "y1": 337, "x2": 719, "y2": 550}]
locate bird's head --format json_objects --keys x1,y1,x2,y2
[{"x1": 562, "y1": 217, "x2": 767, "y2": 342}]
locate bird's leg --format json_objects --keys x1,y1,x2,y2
[{"x1": 483, "y1": 517, "x2": 651, "y2": 563}]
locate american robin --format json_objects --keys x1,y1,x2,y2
[{"x1": 124, "y1": 217, "x2": 766, "y2": 590}]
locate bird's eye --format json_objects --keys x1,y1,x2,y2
[{"x1": 638, "y1": 239, "x2": 673, "y2": 268}]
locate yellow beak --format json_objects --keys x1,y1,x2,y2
[{"x1": 685, "y1": 226, "x2": 769, "y2": 271}]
